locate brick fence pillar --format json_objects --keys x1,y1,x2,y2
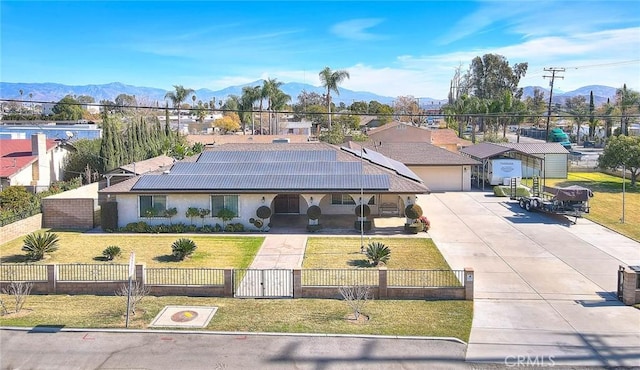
[
  {"x1": 378, "y1": 267, "x2": 387, "y2": 299},
  {"x1": 223, "y1": 269, "x2": 233, "y2": 297},
  {"x1": 47, "y1": 264, "x2": 57, "y2": 294},
  {"x1": 136, "y1": 264, "x2": 145, "y2": 286},
  {"x1": 622, "y1": 269, "x2": 639, "y2": 305},
  {"x1": 464, "y1": 268, "x2": 474, "y2": 301},
  {"x1": 293, "y1": 269, "x2": 302, "y2": 298}
]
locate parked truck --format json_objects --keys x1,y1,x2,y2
[{"x1": 549, "y1": 128, "x2": 572, "y2": 150}]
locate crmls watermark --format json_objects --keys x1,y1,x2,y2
[{"x1": 504, "y1": 355, "x2": 556, "y2": 367}]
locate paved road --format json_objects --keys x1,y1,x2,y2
[
  {"x1": 419, "y1": 192, "x2": 640, "y2": 367},
  {"x1": 0, "y1": 329, "x2": 469, "y2": 370}
]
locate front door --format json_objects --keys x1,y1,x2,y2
[{"x1": 274, "y1": 194, "x2": 300, "y2": 214}]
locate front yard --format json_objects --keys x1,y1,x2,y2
[
  {"x1": 0, "y1": 233, "x2": 472, "y2": 340},
  {"x1": 0, "y1": 232, "x2": 264, "y2": 268}
]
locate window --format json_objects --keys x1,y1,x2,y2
[
  {"x1": 331, "y1": 194, "x2": 376, "y2": 205},
  {"x1": 139, "y1": 195, "x2": 167, "y2": 217},
  {"x1": 211, "y1": 195, "x2": 239, "y2": 217},
  {"x1": 332, "y1": 194, "x2": 355, "y2": 205}
]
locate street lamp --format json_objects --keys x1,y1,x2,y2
[{"x1": 360, "y1": 144, "x2": 365, "y2": 253}]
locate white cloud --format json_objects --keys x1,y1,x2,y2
[{"x1": 330, "y1": 18, "x2": 386, "y2": 41}]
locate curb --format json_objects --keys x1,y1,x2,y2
[{"x1": 0, "y1": 326, "x2": 467, "y2": 345}]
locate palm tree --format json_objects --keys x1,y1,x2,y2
[
  {"x1": 270, "y1": 89, "x2": 291, "y2": 133},
  {"x1": 241, "y1": 85, "x2": 261, "y2": 134},
  {"x1": 262, "y1": 78, "x2": 284, "y2": 134},
  {"x1": 319, "y1": 67, "x2": 350, "y2": 129},
  {"x1": 164, "y1": 85, "x2": 194, "y2": 136},
  {"x1": 616, "y1": 84, "x2": 640, "y2": 136}
]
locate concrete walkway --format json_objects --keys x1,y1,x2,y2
[
  {"x1": 249, "y1": 234, "x2": 308, "y2": 269},
  {"x1": 419, "y1": 192, "x2": 640, "y2": 367}
]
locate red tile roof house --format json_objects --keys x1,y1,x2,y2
[
  {"x1": 0, "y1": 133, "x2": 71, "y2": 192},
  {"x1": 99, "y1": 142, "x2": 430, "y2": 231}
]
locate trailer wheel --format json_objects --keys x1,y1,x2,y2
[
  {"x1": 519, "y1": 199, "x2": 525, "y2": 208},
  {"x1": 525, "y1": 200, "x2": 532, "y2": 212},
  {"x1": 532, "y1": 199, "x2": 539, "y2": 208}
]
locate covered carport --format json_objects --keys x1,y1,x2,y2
[{"x1": 459, "y1": 142, "x2": 545, "y2": 190}]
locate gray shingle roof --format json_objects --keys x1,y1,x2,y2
[{"x1": 348, "y1": 141, "x2": 480, "y2": 166}]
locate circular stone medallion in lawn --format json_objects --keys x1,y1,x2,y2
[{"x1": 150, "y1": 306, "x2": 217, "y2": 328}]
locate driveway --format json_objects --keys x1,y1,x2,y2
[{"x1": 419, "y1": 191, "x2": 640, "y2": 367}]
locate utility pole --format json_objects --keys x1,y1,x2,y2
[{"x1": 543, "y1": 68, "x2": 565, "y2": 142}]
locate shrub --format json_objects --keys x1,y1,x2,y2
[
  {"x1": 186, "y1": 207, "x2": 200, "y2": 225},
  {"x1": 418, "y1": 216, "x2": 430, "y2": 231},
  {"x1": 22, "y1": 232, "x2": 60, "y2": 261},
  {"x1": 217, "y1": 208, "x2": 236, "y2": 227},
  {"x1": 307, "y1": 205, "x2": 322, "y2": 220},
  {"x1": 365, "y1": 241, "x2": 391, "y2": 266},
  {"x1": 102, "y1": 245, "x2": 122, "y2": 261},
  {"x1": 164, "y1": 207, "x2": 178, "y2": 223},
  {"x1": 214, "y1": 224, "x2": 222, "y2": 232},
  {"x1": 233, "y1": 223, "x2": 245, "y2": 232},
  {"x1": 224, "y1": 224, "x2": 235, "y2": 232},
  {"x1": 404, "y1": 204, "x2": 423, "y2": 220},
  {"x1": 171, "y1": 238, "x2": 197, "y2": 260},
  {"x1": 354, "y1": 204, "x2": 371, "y2": 218},
  {"x1": 256, "y1": 206, "x2": 272, "y2": 219},
  {"x1": 200, "y1": 224, "x2": 215, "y2": 233}
]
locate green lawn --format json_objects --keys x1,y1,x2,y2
[
  {"x1": 543, "y1": 172, "x2": 640, "y2": 241},
  {"x1": 0, "y1": 295, "x2": 473, "y2": 341},
  {"x1": 303, "y1": 237, "x2": 452, "y2": 270},
  {"x1": 0, "y1": 234, "x2": 472, "y2": 341},
  {"x1": 0, "y1": 231, "x2": 264, "y2": 268}
]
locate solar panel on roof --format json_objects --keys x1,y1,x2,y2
[
  {"x1": 340, "y1": 146, "x2": 423, "y2": 183},
  {"x1": 132, "y1": 174, "x2": 389, "y2": 191},
  {"x1": 198, "y1": 150, "x2": 335, "y2": 163},
  {"x1": 169, "y1": 161, "x2": 362, "y2": 175}
]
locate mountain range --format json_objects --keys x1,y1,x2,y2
[{"x1": 0, "y1": 81, "x2": 620, "y2": 107}]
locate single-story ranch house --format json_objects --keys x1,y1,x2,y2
[{"x1": 99, "y1": 142, "x2": 430, "y2": 230}]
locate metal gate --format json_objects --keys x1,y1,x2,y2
[
  {"x1": 234, "y1": 269, "x2": 293, "y2": 298},
  {"x1": 617, "y1": 265, "x2": 625, "y2": 301}
]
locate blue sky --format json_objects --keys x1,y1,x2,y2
[{"x1": 1, "y1": 1, "x2": 639, "y2": 99}]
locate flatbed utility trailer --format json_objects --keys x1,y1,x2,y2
[{"x1": 510, "y1": 177, "x2": 594, "y2": 223}]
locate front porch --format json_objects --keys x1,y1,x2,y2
[{"x1": 269, "y1": 214, "x2": 414, "y2": 235}]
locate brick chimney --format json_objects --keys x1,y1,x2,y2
[{"x1": 30, "y1": 133, "x2": 49, "y2": 191}]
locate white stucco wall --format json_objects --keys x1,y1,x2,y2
[{"x1": 115, "y1": 193, "x2": 272, "y2": 230}]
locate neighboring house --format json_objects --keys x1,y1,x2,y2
[
  {"x1": 345, "y1": 141, "x2": 479, "y2": 192},
  {"x1": 277, "y1": 121, "x2": 312, "y2": 136},
  {"x1": 100, "y1": 155, "x2": 176, "y2": 205},
  {"x1": 99, "y1": 142, "x2": 429, "y2": 229},
  {"x1": 185, "y1": 134, "x2": 313, "y2": 146},
  {"x1": 366, "y1": 121, "x2": 472, "y2": 152},
  {"x1": 103, "y1": 155, "x2": 176, "y2": 187},
  {"x1": 0, "y1": 133, "x2": 70, "y2": 192}
]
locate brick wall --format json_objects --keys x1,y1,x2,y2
[
  {"x1": 42, "y1": 198, "x2": 97, "y2": 229},
  {"x1": 0, "y1": 213, "x2": 42, "y2": 244}
]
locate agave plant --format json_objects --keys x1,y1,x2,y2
[
  {"x1": 22, "y1": 232, "x2": 60, "y2": 261},
  {"x1": 171, "y1": 238, "x2": 197, "y2": 260},
  {"x1": 365, "y1": 241, "x2": 391, "y2": 266}
]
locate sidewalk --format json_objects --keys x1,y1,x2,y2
[{"x1": 249, "y1": 234, "x2": 308, "y2": 269}]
